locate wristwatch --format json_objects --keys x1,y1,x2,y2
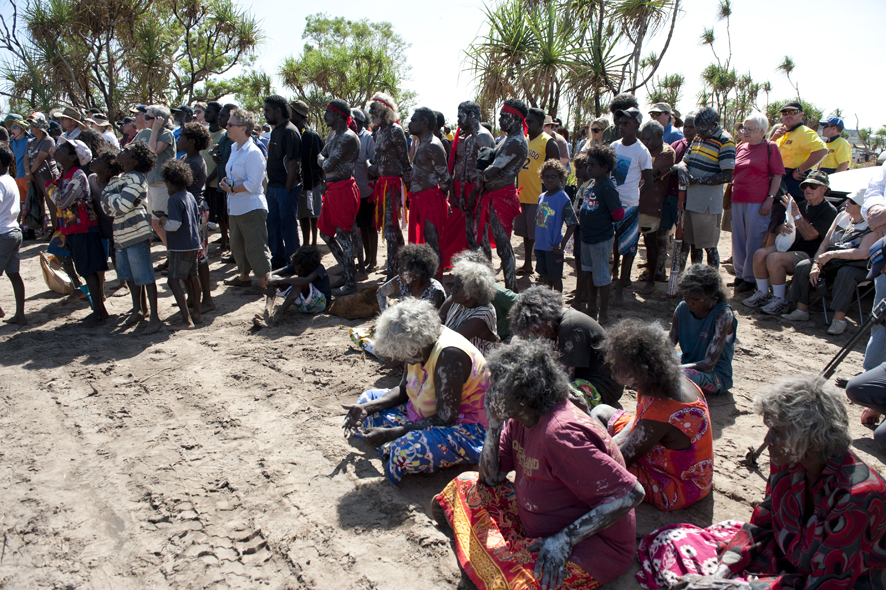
[{"x1": 794, "y1": 214, "x2": 802, "y2": 221}]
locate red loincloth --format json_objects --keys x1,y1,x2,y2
[
  {"x1": 476, "y1": 184, "x2": 521, "y2": 240},
  {"x1": 371, "y1": 176, "x2": 404, "y2": 232},
  {"x1": 317, "y1": 178, "x2": 360, "y2": 238},
  {"x1": 408, "y1": 185, "x2": 448, "y2": 245},
  {"x1": 442, "y1": 180, "x2": 475, "y2": 268}
]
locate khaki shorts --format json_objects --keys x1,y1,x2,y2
[
  {"x1": 683, "y1": 210, "x2": 722, "y2": 249},
  {"x1": 638, "y1": 213, "x2": 661, "y2": 234},
  {"x1": 148, "y1": 183, "x2": 170, "y2": 215},
  {"x1": 787, "y1": 251, "x2": 809, "y2": 267}
]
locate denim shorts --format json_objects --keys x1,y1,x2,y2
[
  {"x1": 115, "y1": 239, "x2": 155, "y2": 286},
  {"x1": 581, "y1": 237, "x2": 614, "y2": 287}
]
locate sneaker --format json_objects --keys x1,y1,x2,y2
[
  {"x1": 742, "y1": 290, "x2": 772, "y2": 308},
  {"x1": 207, "y1": 222, "x2": 218, "y2": 231},
  {"x1": 827, "y1": 319, "x2": 848, "y2": 335},
  {"x1": 761, "y1": 297, "x2": 788, "y2": 315},
  {"x1": 781, "y1": 308, "x2": 809, "y2": 321}
]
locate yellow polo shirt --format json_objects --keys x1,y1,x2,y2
[
  {"x1": 819, "y1": 136, "x2": 852, "y2": 171},
  {"x1": 518, "y1": 132, "x2": 552, "y2": 204},
  {"x1": 775, "y1": 125, "x2": 826, "y2": 170}
]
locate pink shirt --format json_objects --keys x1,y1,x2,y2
[
  {"x1": 499, "y1": 399, "x2": 637, "y2": 584},
  {"x1": 731, "y1": 140, "x2": 785, "y2": 204}
]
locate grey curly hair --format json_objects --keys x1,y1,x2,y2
[
  {"x1": 374, "y1": 299, "x2": 442, "y2": 362},
  {"x1": 678, "y1": 263, "x2": 727, "y2": 304},
  {"x1": 485, "y1": 338, "x2": 569, "y2": 420},
  {"x1": 367, "y1": 91, "x2": 399, "y2": 126},
  {"x1": 603, "y1": 319, "x2": 682, "y2": 399},
  {"x1": 509, "y1": 286, "x2": 563, "y2": 337},
  {"x1": 452, "y1": 249, "x2": 493, "y2": 269},
  {"x1": 754, "y1": 376, "x2": 851, "y2": 463},
  {"x1": 452, "y1": 260, "x2": 497, "y2": 306}
]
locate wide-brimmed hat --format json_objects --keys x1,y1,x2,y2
[
  {"x1": 650, "y1": 102, "x2": 673, "y2": 115},
  {"x1": 799, "y1": 170, "x2": 829, "y2": 192},
  {"x1": 50, "y1": 106, "x2": 83, "y2": 122},
  {"x1": 673, "y1": 109, "x2": 684, "y2": 127},
  {"x1": 88, "y1": 113, "x2": 111, "y2": 127},
  {"x1": 847, "y1": 187, "x2": 866, "y2": 206},
  {"x1": 57, "y1": 137, "x2": 92, "y2": 166},
  {"x1": 5, "y1": 115, "x2": 28, "y2": 131},
  {"x1": 543, "y1": 115, "x2": 554, "y2": 126}
]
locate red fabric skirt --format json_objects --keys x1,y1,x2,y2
[
  {"x1": 442, "y1": 180, "x2": 475, "y2": 268},
  {"x1": 371, "y1": 176, "x2": 403, "y2": 231},
  {"x1": 317, "y1": 178, "x2": 360, "y2": 238},
  {"x1": 477, "y1": 184, "x2": 521, "y2": 239},
  {"x1": 408, "y1": 185, "x2": 448, "y2": 245}
]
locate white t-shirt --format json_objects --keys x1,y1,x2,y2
[
  {"x1": 611, "y1": 139, "x2": 652, "y2": 208},
  {"x1": 0, "y1": 174, "x2": 21, "y2": 232},
  {"x1": 102, "y1": 129, "x2": 119, "y2": 148}
]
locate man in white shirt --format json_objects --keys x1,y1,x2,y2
[{"x1": 0, "y1": 145, "x2": 25, "y2": 324}]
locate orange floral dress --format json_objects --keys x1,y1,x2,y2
[{"x1": 610, "y1": 379, "x2": 713, "y2": 511}]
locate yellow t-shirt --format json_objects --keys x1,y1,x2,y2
[
  {"x1": 775, "y1": 125, "x2": 826, "y2": 170},
  {"x1": 819, "y1": 136, "x2": 852, "y2": 171},
  {"x1": 518, "y1": 132, "x2": 553, "y2": 204},
  {"x1": 404, "y1": 327, "x2": 489, "y2": 426}
]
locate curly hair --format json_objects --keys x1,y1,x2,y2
[
  {"x1": 180, "y1": 121, "x2": 211, "y2": 151},
  {"x1": 678, "y1": 263, "x2": 727, "y2": 304},
  {"x1": 452, "y1": 248, "x2": 493, "y2": 269},
  {"x1": 458, "y1": 101, "x2": 480, "y2": 121},
  {"x1": 161, "y1": 158, "x2": 193, "y2": 189},
  {"x1": 603, "y1": 319, "x2": 682, "y2": 398},
  {"x1": 78, "y1": 127, "x2": 112, "y2": 162},
  {"x1": 755, "y1": 376, "x2": 851, "y2": 463},
  {"x1": 640, "y1": 120, "x2": 664, "y2": 139},
  {"x1": 264, "y1": 95, "x2": 290, "y2": 119},
  {"x1": 503, "y1": 98, "x2": 528, "y2": 119},
  {"x1": 485, "y1": 338, "x2": 569, "y2": 420},
  {"x1": 452, "y1": 260, "x2": 497, "y2": 306},
  {"x1": 374, "y1": 299, "x2": 443, "y2": 362},
  {"x1": 290, "y1": 246, "x2": 321, "y2": 274},
  {"x1": 539, "y1": 159, "x2": 568, "y2": 184},
  {"x1": 124, "y1": 141, "x2": 157, "y2": 174},
  {"x1": 694, "y1": 106, "x2": 720, "y2": 128},
  {"x1": 93, "y1": 150, "x2": 123, "y2": 176},
  {"x1": 398, "y1": 244, "x2": 439, "y2": 282},
  {"x1": 509, "y1": 286, "x2": 563, "y2": 337},
  {"x1": 367, "y1": 92, "x2": 399, "y2": 125},
  {"x1": 585, "y1": 144, "x2": 617, "y2": 173},
  {"x1": 608, "y1": 93, "x2": 638, "y2": 115}
]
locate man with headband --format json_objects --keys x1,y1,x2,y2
[
  {"x1": 443, "y1": 101, "x2": 495, "y2": 267},
  {"x1": 317, "y1": 98, "x2": 362, "y2": 295},
  {"x1": 473, "y1": 98, "x2": 528, "y2": 292},
  {"x1": 406, "y1": 107, "x2": 451, "y2": 268},
  {"x1": 366, "y1": 91, "x2": 412, "y2": 280}
]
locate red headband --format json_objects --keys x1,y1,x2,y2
[
  {"x1": 327, "y1": 103, "x2": 358, "y2": 134},
  {"x1": 501, "y1": 105, "x2": 528, "y2": 135},
  {"x1": 372, "y1": 97, "x2": 395, "y2": 111}
]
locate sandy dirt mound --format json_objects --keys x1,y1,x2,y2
[{"x1": 0, "y1": 230, "x2": 882, "y2": 589}]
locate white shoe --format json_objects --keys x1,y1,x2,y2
[
  {"x1": 781, "y1": 309, "x2": 809, "y2": 321},
  {"x1": 827, "y1": 319, "x2": 848, "y2": 335},
  {"x1": 761, "y1": 297, "x2": 789, "y2": 315},
  {"x1": 742, "y1": 290, "x2": 772, "y2": 308},
  {"x1": 207, "y1": 222, "x2": 218, "y2": 231}
]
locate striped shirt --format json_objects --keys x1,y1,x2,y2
[
  {"x1": 685, "y1": 127, "x2": 735, "y2": 214},
  {"x1": 100, "y1": 171, "x2": 153, "y2": 249}
]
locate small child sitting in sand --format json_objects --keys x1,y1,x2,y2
[{"x1": 253, "y1": 246, "x2": 331, "y2": 329}]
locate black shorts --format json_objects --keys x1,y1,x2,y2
[
  {"x1": 356, "y1": 198, "x2": 375, "y2": 230},
  {"x1": 535, "y1": 249, "x2": 565, "y2": 280},
  {"x1": 67, "y1": 231, "x2": 109, "y2": 277},
  {"x1": 206, "y1": 187, "x2": 227, "y2": 223},
  {"x1": 168, "y1": 250, "x2": 198, "y2": 280}
]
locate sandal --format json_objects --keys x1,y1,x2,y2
[{"x1": 223, "y1": 277, "x2": 252, "y2": 287}]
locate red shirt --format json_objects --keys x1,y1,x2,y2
[
  {"x1": 498, "y1": 399, "x2": 638, "y2": 584},
  {"x1": 731, "y1": 140, "x2": 785, "y2": 204}
]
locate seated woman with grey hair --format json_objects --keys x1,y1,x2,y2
[
  {"x1": 636, "y1": 376, "x2": 886, "y2": 589},
  {"x1": 431, "y1": 338, "x2": 644, "y2": 589},
  {"x1": 341, "y1": 298, "x2": 489, "y2": 484},
  {"x1": 438, "y1": 258, "x2": 500, "y2": 355},
  {"x1": 509, "y1": 285, "x2": 622, "y2": 406}
]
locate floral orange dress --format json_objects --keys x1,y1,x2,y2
[{"x1": 609, "y1": 378, "x2": 713, "y2": 511}]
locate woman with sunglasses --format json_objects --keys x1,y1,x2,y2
[{"x1": 579, "y1": 117, "x2": 609, "y2": 154}]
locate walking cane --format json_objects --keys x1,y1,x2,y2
[{"x1": 666, "y1": 183, "x2": 688, "y2": 297}]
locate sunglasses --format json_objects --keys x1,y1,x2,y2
[
  {"x1": 591, "y1": 128, "x2": 602, "y2": 133},
  {"x1": 781, "y1": 109, "x2": 800, "y2": 116},
  {"x1": 648, "y1": 112, "x2": 663, "y2": 117},
  {"x1": 821, "y1": 123, "x2": 836, "y2": 128}
]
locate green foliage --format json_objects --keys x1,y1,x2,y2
[
  {"x1": 200, "y1": 62, "x2": 273, "y2": 115},
  {"x1": 765, "y1": 99, "x2": 823, "y2": 130},
  {"x1": 279, "y1": 14, "x2": 416, "y2": 125},
  {"x1": 0, "y1": 0, "x2": 262, "y2": 119},
  {"x1": 647, "y1": 72, "x2": 684, "y2": 108}
]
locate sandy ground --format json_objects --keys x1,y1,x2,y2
[{"x1": 0, "y1": 227, "x2": 883, "y2": 590}]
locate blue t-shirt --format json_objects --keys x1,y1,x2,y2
[
  {"x1": 10, "y1": 136, "x2": 30, "y2": 178},
  {"x1": 534, "y1": 189, "x2": 578, "y2": 251},
  {"x1": 676, "y1": 300, "x2": 737, "y2": 391},
  {"x1": 166, "y1": 190, "x2": 200, "y2": 251}
]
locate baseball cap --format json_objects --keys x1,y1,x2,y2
[
  {"x1": 780, "y1": 100, "x2": 803, "y2": 113},
  {"x1": 650, "y1": 102, "x2": 673, "y2": 115},
  {"x1": 57, "y1": 137, "x2": 93, "y2": 166},
  {"x1": 119, "y1": 116, "x2": 135, "y2": 128},
  {"x1": 131, "y1": 105, "x2": 148, "y2": 114},
  {"x1": 290, "y1": 100, "x2": 309, "y2": 116},
  {"x1": 799, "y1": 170, "x2": 830, "y2": 191},
  {"x1": 867, "y1": 237, "x2": 886, "y2": 280},
  {"x1": 171, "y1": 105, "x2": 194, "y2": 116},
  {"x1": 615, "y1": 107, "x2": 643, "y2": 124},
  {"x1": 821, "y1": 116, "x2": 845, "y2": 129}
]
